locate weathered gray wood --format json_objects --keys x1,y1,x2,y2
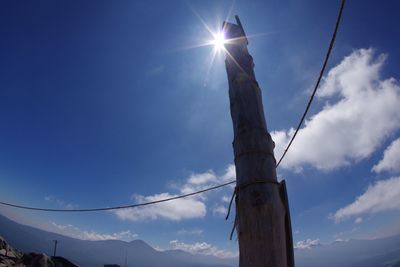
[{"x1": 223, "y1": 16, "x2": 289, "y2": 267}]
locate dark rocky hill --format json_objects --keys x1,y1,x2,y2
[{"x1": 1, "y1": 235, "x2": 78, "y2": 267}]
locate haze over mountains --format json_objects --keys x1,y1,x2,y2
[
  {"x1": 295, "y1": 235, "x2": 400, "y2": 267},
  {"x1": 0, "y1": 214, "x2": 234, "y2": 267},
  {"x1": 1, "y1": 214, "x2": 400, "y2": 267}
]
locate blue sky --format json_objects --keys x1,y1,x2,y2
[{"x1": 1, "y1": 0, "x2": 400, "y2": 257}]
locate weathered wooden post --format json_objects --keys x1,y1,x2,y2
[{"x1": 223, "y1": 16, "x2": 294, "y2": 267}]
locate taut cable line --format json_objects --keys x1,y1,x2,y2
[
  {"x1": 275, "y1": 0, "x2": 346, "y2": 168},
  {"x1": 0, "y1": 181, "x2": 236, "y2": 212},
  {"x1": 0, "y1": 0, "x2": 346, "y2": 213}
]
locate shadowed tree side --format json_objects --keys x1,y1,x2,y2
[{"x1": 223, "y1": 16, "x2": 293, "y2": 267}]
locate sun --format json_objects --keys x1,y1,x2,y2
[{"x1": 211, "y1": 31, "x2": 227, "y2": 51}]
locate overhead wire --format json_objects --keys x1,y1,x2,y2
[
  {"x1": 275, "y1": 0, "x2": 346, "y2": 167},
  {"x1": 0, "y1": 181, "x2": 236, "y2": 212},
  {"x1": 0, "y1": 0, "x2": 345, "y2": 213}
]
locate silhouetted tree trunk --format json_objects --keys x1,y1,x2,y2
[{"x1": 223, "y1": 16, "x2": 293, "y2": 267}]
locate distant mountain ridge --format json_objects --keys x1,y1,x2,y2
[
  {"x1": 0, "y1": 214, "x2": 234, "y2": 267},
  {"x1": 1, "y1": 213, "x2": 400, "y2": 267},
  {"x1": 294, "y1": 234, "x2": 400, "y2": 267}
]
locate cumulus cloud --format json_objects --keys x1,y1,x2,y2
[
  {"x1": 181, "y1": 165, "x2": 235, "y2": 194},
  {"x1": 372, "y1": 138, "x2": 400, "y2": 173},
  {"x1": 169, "y1": 240, "x2": 238, "y2": 258},
  {"x1": 221, "y1": 195, "x2": 231, "y2": 203},
  {"x1": 272, "y1": 48, "x2": 400, "y2": 171},
  {"x1": 354, "y1": 217, "x2": 363, "y2": 224},
  {"x1": 114, "y1": 165, "x2": 236, "y2": 221},
  {"x1": 49, "y1": 221, "x2": 137, "y2": 241},
  {"x1": 44, "y1": 195, "x2": 78, "y2": 210},
  {"x1": 114, "y1": 193, "x2": 206, "y2": 221},
  {"x1": 294, "y1": 239, "x2": 321, "y2": 250},
  {"x1": 212, "y1": 205, "x2": 228, "y2": 216},
  {"x1": 332, "y1": 176, "x2": 400, "y2": 222},
  {"x1": 177, "y1": 229, "x2": 203, "y2": 236}
]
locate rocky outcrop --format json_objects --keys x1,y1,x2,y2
[
  {"x1": 0, "y1": 236, "x2": 78, "y2": 267},
  {"x1": 1, "y1": 235, "x2": 22, "y2": 267},
  {"x1": 17, "y1": 253, "x2": 53, "y2": 267}
]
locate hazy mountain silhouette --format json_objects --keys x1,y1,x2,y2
[
  {"x1": 1, "y1": 213, "x2": 400, "y2": 267},
  {"x1": 0, "y1": 214, "x2": 234, "y2": 267},
  {"x1": 295, "y1": 234, "x2": 400, "y2": 267}
]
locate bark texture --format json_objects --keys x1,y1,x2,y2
[{"x1": 223, "y1": 18, "x2": 288, "y2": 267}]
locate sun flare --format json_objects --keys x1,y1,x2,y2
[{"x1": 211, "y1": 31, "x2": 227, "y2": 51}]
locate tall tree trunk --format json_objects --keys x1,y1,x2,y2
[{"x1": 223, "y1": 16, "x2": 291, "y2": 267}]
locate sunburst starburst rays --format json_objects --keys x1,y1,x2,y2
[
  {"x1": 180, "y1": 1, "x2": 275, "y2": 86},
  {"x1": 184, "y1": 4, "x2": 231, "y2": 53},
  {"x1": 181, "y1": 4, "x2": 235, "y2": 86}
]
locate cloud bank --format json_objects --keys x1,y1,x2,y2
[
  {"x1": 272, "y1": 48, "x2": 400, "y2": 171},
  {"x1": 169, "y1": 240, "x2": 238, "y2": 258},
  {"x1": 177, "y1": 229, "x2": 203, "y2": 236},
  {"x1": 294, "y1": 238, "x2": 321, "y2": 250},
  {"x1": 332, "y1": 176, "x2": 400, "y2": 222},
  {"x1": 114, "y1": 193, "x2": 206, "y2": 221},
  {"x1": 49, "y1": 221, "x2": 137, "y2": 241},
  {"x1": 114, "y1": 165, "x2": 235, "y2": 221},
  {"x1": 44, "y1": 195, "x2": 78, "y2": 210},
  {"x1": 372, "y1": 138, "x2": 400, "y2": 173}
]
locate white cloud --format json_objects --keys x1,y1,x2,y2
[
  {"x1": 372, "y1": 138, "x2": 400, "y2": 173},
  {"x1": 44, "y1": 195, "x2": 78, "y2": 210},
  {"x1": 181, "y1": 165, "x2": 235, "y2": 195},
  {"x1": 332, "y1": 176, "x2": 400, "y2": 222},
  {"x1": 334, "y1": 238, "x2": 348, "y2": 242},
  {"x1": 114, "y1": 165, "x2": 235, "y2": 222},
  {"x1": 181, "y1": 171, "x2": 218, "y2": 195},
  {"x1": 272, "y1": 48, "x2": 400, "y2": 171},
  {"x1": 213, "y1": 205, "x2": 228, "y2": 216},
  {"x1": 49, "y1": 221, "x2": 137, "y2": 241},
  {"x1": 177, "y1": 229, "x2": 203, "y2": 236},
  {"x1": 114, "y1": 193, "x2": 206, "y2": 221},
  {"x1": 221, "y1": 195, "x2": 231, "y2": 203},
  {"x1": 294, "y1": 239, "x2": 321, "y2": 250},
  {"x1": 354, "y1": 217, "x2": 363, "y2": 224},
  {"x1": 169, "y1": 240, "x2": 238, "y2": 258}
]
